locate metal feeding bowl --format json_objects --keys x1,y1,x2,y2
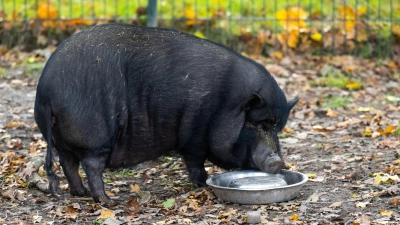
[{"x1": 206, "y1": 170, "x2": 307, "y2": 204}]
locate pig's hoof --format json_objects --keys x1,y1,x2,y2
[
  {"x1": 70, "y1": 188, "x2": 90, "y2": 197},
  {"x1": 98, "y1": 196, "x2": 118, "y2": 207},
  {"x1": 192, "y1": 180, "x2": 207, "y2": 188}
]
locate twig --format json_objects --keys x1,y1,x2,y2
[
  {"x1": 304, "y1": 198, "x2": 363, "y2": 204},
  {"x1": 163, "y1": 163, "x2": 214, "y2": 172},
  {"x1": 70, "y1": 197, "x2": 93, "y2": 201}
]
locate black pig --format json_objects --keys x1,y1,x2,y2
[{"x1": 34, "y1": 24, "x2": 298, "y2": 204}]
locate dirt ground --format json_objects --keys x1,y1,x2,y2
[{"x1": 0, "y1": 51, "x2": 399, "y2": 225}]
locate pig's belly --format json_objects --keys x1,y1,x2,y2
[{"x1": 105, "y1": 132, "x2": 177, "y2": 168}]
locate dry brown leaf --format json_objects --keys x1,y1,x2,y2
[
  {"x1": 124, "y1": 197, "x2": 141, "y2": 215},
  {"x1": 328, "y1": 201, "x2": 342, "y2": 208},
  {"x1": 359, "y1": 214, "x2": 371, "y2": 225},
  {"x1": 66, "y1": 205, "x2": 78, "y2": 213},
  {"x1": 389, "y1": 197, "x2": 400, "y2": 206},
  {"x1": 130, "y1": 184, "x2": 140, "y2": 193},
  {"x1": 105, "y1": 191, "x2": 114, "y2": 197}
]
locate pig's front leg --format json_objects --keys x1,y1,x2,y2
[
  {"x1": 81, "y1": 148, "x2": 115, "y2": 205},
  {"x1": 182, "y1": 150, "x2": 208, "y2": 187}
]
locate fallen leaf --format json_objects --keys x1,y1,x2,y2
[
  {"x1": 275, "y1": 7, "x2": 308, "y2": 31},
  {"x1": 385, "y1": 95, "x2": 400, "y2": 102},
  {"x1": 305, "y1": 192, "x2": 325, "y2": 202},
  {"x1": 130, "y1": 184, "x2": 140, "y2": 193},
  {"x1": 355, "y1": 201, "x2": 370, "y2": 208},
  {"x1": 98, "y1": 209, "x2": 115, "y2": 220},
  {"x1": 124, "y1": 197, "x2": 141, "y2": 215},
  {"x1": 290, "y1": 214, "x2": 298, "y2": 221},
  {"x1": 373, "y1": 174, "x2": 382, "y2": 185},
  {"x1": 345, "y1": 80, "x2": 362, "y2": 90},
  {"x1": 66, "y1": 205, "x2": 78, "y2": 213},
  {"x1": 160, "y1": 198, "x2": 175, "y2": 209},
  {"x1": 389, "y1": 197, "x2": 400, "y2": 206},
  {"x1": 329, "y1": 201, "x2": 342, "y2": 208},
  {"x1": 311, "y1": 32, "x2": 322, "y2": 42},
  {"x1": 362, "y1": 127, "x2": 372, "y2": 137},
  {"x1": 378, "y1": 209, "x2": 393, "y2": 216},
  {"x1": 326, "y1": 109, "x2": 338, "y2": 117},
  {"x1": 305, "y1": 173, "x2": 317, "y2": 179},
  {"x1": 339, "y1": 6, "x2": 356, "y2": 31},
  {"x1": 280, "y1": 137, "x2": 298, "y2": 144},
  {"x1": 6, "y1": 122, "x2": 24, "y2": 128},
  {"x1": 359, "y1": 214, "x2": 371, "y2": 225}
]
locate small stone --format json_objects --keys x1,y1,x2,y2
[{"x1": 245, "y1": 211, "x2": 261, "y2": 224}]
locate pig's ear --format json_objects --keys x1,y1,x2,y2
[
  {"x1": 287, "y1": 96, "x2": 299, "y2": 111},
  {"x1": 243, "y1": 92, "x2": 265, "y2": 111}
]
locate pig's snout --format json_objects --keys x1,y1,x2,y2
[
  {"x1": 253, "y1": 152, "x2": 284, "y2": 174},
  {"x1": 264, "y1": 157, "x2": 284, "y2": 174}
]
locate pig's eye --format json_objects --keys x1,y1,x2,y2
[
  {"x1": 262, "y1": 119, "x2": 282, "y2": 131},
  {"x1": 263, "y1": 119, "x2": 277, "y2": 126}
]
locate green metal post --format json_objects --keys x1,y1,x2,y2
[{"x1": 147, "y1": 0, "x2": 157, "y2": 27}]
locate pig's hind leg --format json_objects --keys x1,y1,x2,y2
[
  {"x1": 57, "y1": 148, "x2": 89, "y2": 197},
  {"x1": 81, "y1": 148, "x2": 114, "y2": 205}
]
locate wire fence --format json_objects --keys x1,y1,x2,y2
[{"x1": 1, "y1": 0, "x2": 399, "y2": 58}]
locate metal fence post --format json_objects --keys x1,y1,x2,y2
[{"x1": 147, "y1": 0, "x2": 157, "y2": 27}]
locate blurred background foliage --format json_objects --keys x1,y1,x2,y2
[{"x1": 1, "y1": 0, "x2": 400, "y2": 59}]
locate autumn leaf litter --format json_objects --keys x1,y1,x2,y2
[{"x1": 0, "y1": 50, "x2": 400, "y2": 224}]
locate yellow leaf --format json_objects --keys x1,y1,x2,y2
[
  {"x1": 37, "y1": 2, "x2": 58, "y2": 19},
  {"x1": 275, "y1": 7, "x2": 308, "y2": 31},
  {"x1": 373, "y1": 174, "x2": 382, "y2": 185},
  {"x1": 339, "y1": 6, "x2": 356, "y2": 31},
  {"x1": 326, "y1": 109, "x2": 338, "y2": 117},
  {"x1": 288, "y1": 30, "x2": 299, "y2": 48},
  {"x1": 97, "y1": 209, "x2": 115, "y2": 220},
  {"x1": 290, "y1": 214, "x2": 298, "y2": 221},
  {"x1": 6, "y1": 122, "x2": 24, "y2": 128},
  {"x1": 357, "y1": 6, "x2": 367, "y2": 17},
  {"x1": 271, "y1": 51, "x2": 283, "y2": 60},
  {"x1": 362, "y1": 127, "x2": 372, "y2": 137},
  {"x1": 393, "y1": 25, "x2": 400, "y2": 37},
  {"x1": 305, "y1": 173, "x2": 317, "y2": 179},
  {"x1": 311, "y1": 32, "x2": 322, "y2": 41},
  {"x1": 194, "y1": 31, "x2": 205, "y2": 39},
  {"x1": 357, "y1": 107, "x2": 372, "y2": 112},
  {"x1": 379, "y1": 209, "x2": 393, "y2": 216},
  {"x1": 388, "y1": 61, "x2": 398, "y2": 70},
  {"x1": 383, "y1": 125, "x2": 395, "y2": 135},
  {"x1": 381, "y1": 174, "x2": 400, "y2": 184},
  {"x1": 28, "y1": 56, "x2": 36, "y2": 63},
  {"x1": 344, "y1": 80, "x2": 361, "y2": 90},
  {"x1": 184, "y1": 4, "x2": 198, "y2": 26}
]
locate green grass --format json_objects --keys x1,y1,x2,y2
[
  {"x1": 394, "y1": 122, "x2": 400, "y2": 135},
  {"x1": 322, "y1": 96, "x2": 351, "y2": 109},
  {"x1": 0, "y1": 69, "x2": 7, "y2": 78},
  {"x1": 312, "y1": 67, "x2": 349, "y2": 89}
]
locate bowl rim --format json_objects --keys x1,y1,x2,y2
[{"x1": 206, "y1": 170, "x2": 308, "y2": 191}]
